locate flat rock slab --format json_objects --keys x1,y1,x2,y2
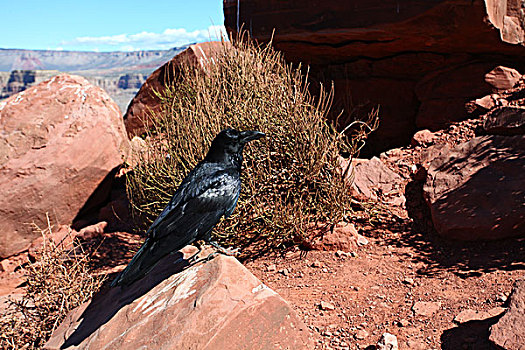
[
  {"x1": 490, "y1": 280, "x2": 525, "y2": 350},
  {"x1": 454, "y1": 307, "x2": 506, "y2": 324},
  {"x1": 45, "y1": 252, "x2": 313, "y2": 349}
]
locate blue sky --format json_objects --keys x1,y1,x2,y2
[{"x1": 1, "y1": 0, "x2": 225, "y2": 51}]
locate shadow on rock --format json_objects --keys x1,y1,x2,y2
[
  {"x1": 441, "y1": 315, "x2": 502, "y2": 350},
  {"x1": 60, "y1": 252, "x2": 187, "y2": 348},
  {"x1": 378, "y1": 177, "x2": 525, "y2": 277}
]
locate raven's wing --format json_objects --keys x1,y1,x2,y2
[
  {"x1": 111, "y1": 167, "x2": 240, "y2": 286},
  {"x1": 146, "y1": 162, "x2": 227, "y2": 235},
  {"x1": 148, "y1": 167, "x2": 240, "y2": 242}
]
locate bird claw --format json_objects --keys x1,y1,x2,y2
[
  {"x1": 209, "y1": 241, "x2": 239, "y2": 256},
  {"x1": 204, "y1": 252, "x2": 219, "y2": 261},
  {"x1": 185, "y1": 246, "x2": 203, "y2": 263}
]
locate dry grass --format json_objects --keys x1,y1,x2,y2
[
  {"x1": 127, "y1": 34, "x2": 377, "y2": 254},
  {"x1": 0, "y1": 218, "x2": 104, "y2": 349}
]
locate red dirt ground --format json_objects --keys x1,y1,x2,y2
[
  {"x1": 245, "y1": 231, "x2": 523, "y2": 349},
  {"x1": 242, "y1": 116, "x2": 525, "y2": 349}
]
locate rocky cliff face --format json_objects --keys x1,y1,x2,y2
[
  {"x1": 224, "y1": 0, "x2": 525, "y2": 153},
  {"x1": 0, "y1": 72, "x2": 10, "y2": 90},
  {"x1": 117, "y1": 73, "x2": 147, "y2": 89}
]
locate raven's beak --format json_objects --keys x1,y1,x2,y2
[{"x1": 240, "y1": 130, "x2": 265, "y2": 143}]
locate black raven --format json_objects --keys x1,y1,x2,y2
[{"x1": 111, "y1": 128, "x2": 264, "y2": 287}]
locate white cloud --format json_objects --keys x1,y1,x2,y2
[{"x1": 61, "y1": 25, "x2": 227, "y2": 51}]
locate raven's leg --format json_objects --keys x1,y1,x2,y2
[
  {"x1": 208, "y1": 241, "x2": 239, "y2": 256},
  {"x1": 192, "y1": 242, "x2": 238, "y2": 264}
]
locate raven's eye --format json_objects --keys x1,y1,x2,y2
[{"x1": 225, "y1": 129, "x2": 239, "y2": 139}]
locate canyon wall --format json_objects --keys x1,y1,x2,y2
[{"x1": 224, "y1": 0, "x2": 525, "y2": 153}]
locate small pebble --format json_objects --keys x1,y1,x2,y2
[{"x1": 320, "y1": 301, "x2": 336, "y2": 311}]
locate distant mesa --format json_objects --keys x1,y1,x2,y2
[
  {"x1": 0, "y1": 46, "x2": 189, "y2": 113},
  {"x1": 0, "y1": 47, "x2": 189, "y2": 72},
  {"x1": 0, "y1": 70, "x2": 60, "y2": 99},
  {"x1": 118, "y1": 73, "x2": 148, "y2": 90}
]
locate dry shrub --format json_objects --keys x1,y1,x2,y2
[
  {"x1": 127, "y1": 34, "x2": 376, "y2": 253},
  {"x1": 0, "y1": 219, "x2": 104, "y2": 349}
]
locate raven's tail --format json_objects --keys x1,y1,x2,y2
[{"x1": 111, "y1": 238, "x2": 154, "y2": 287}]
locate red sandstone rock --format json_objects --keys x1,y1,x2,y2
[
  {"x1": 78, "y1": 221, "x2": 107, "y2": 240},
  {"x1": 474, "y1": 94, "x2": 498, "y2": 110},
  {"x1": 0, "y1": 74, "x2": 129, "y2": 258},
  {"x1": 224, "y1": 0, "x2": 525, "y2": 152},
  {"x1": 419, "y1": 144, "x2": 449, "y2": 170},
  {"x1": 45, "y1": 253, "x2": 313, "y2": 350},
  {"x1": 124, "y1": 42, "x2": 226, "y2": 136},
  {"x1": 485, "y1": 66, "x2": 523, "y2": 90},
  {"x1": 314, "y1": 222, "x2": 359, "y2": 251},
  {"x1": 490, "y1": 279, "x2": 525, "y2": 350},
  {"x1": 346, "y1": 157, "x2": 403, "y2": 201},
  {"x1": 423, "y1": 135, "x2": 525, "y2": 240},
  {"x1": 225, "y1": 1, "x2": 525, "y2": 61},
  {"x1": 485, "y1": 0, "x2": 525, "y2": 45},
  {"x1": 415, "y1": 63, "x2": 494, "y2": 130},
  {"x1": 454, "y1": 307, "x2": 505, "y2": 324},
  {"x1": 412, "y1": 301, "x2": 441, "y2": 317},
  {"x1": 0, "y1": 252, "x2": 28, "y2": 274}
]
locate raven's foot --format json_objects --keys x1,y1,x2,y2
[
  {"x1": 185, "y1": 246, "x2": 202, "y2": 263},
  {"x1": 204, "y1": 252, "x2": 219, "y2": 261},
  {"x1": 209, "y1": 241, "x2": 239, "y2": 256}
]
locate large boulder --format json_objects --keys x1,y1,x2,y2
[
  {"x1": 423, "y1": 134, "x2": 524, "y2": 240},
  {"x1": 489, "y1": 279, "x2": 525, "y2": 350},
  {"x1": 0, "y1": 74, "x2": 129, "y2": 258},
  {"x1": 123, "y1": 42, "x2": 226, "y2": 137},
  {"x1": 224, "y1": 0, "x2": 525, "y2": 153},
  {"x1": 45, "y1": 252, "x2": 313, "y2": 349}
]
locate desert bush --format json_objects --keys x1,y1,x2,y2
[
  {"x1": 127, "y1": 34, "x2": 376, "y2": 253},
  {"x1": 0, "y1": 219, "x2": 104, "y2": 349}
]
